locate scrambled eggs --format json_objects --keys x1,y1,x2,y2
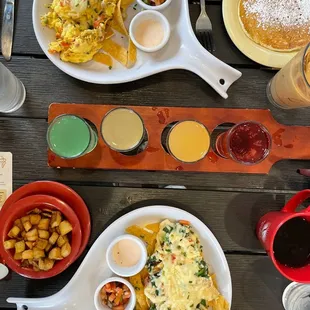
[
  {"x1": 144, "y1": 220, "x2": 223, "y2": 310},
  {"x1": 41, "y1": 0, "x2": 117, "y2": 63}
]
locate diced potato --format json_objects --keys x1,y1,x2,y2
[
  {"x1": 26, "y1": 241, "x2": 34, "y2": 249},
  {"x1": 14, "y1": 252, "x2": 23, "y2": 260},
  {"x1": 49, "y1": 232, "x2": 59, "y2": 245},
  {"x1": 36, "y1": 238, "x2": 48, "y2": 250},
  {"x1": 14, "y1": 219, "x2": 24, "y2": 231},
  {"x1": 26, "y1": 228, "x2": 38, "y2": 241},
  {"x1": 61, "y1": 242, "x2": 71, "y2": 258},
  {"x1": 21, "y1": 216, "x2": 30, "y2": 224},
  {"x1": 3, "y1": 239, "x2": 16, "y2": 250},
  {"x1": 48, "y1": 247, "x2": 63, "y2": 260},
  {"x1": 21, "y1": 231, "x2": 26, "y2": 238},
  {"x1": 33, "y1": 247, "x2": 45, "y2": 259},
  {"x1": 51, "y1": 211, "x2": 62, "y2": 228},
  {"x1": 27, "y1": 208, "x2": 41, "y2": 214},
  {"x1": 30, "y1": 214, "x2": 41, "y2": 225},
  {"x1": 39, "y1": 258, "x2": 54, "y2": 271},
  {"x1": 8, "y1": 226, "x2": 20, "y2": 238},
  {"x1": 22, "y1": 250, "x2": 34, "y2": 260},
  {"x1": 23, "y1": 221, "x2": 32, "y2": 232},
  {"x1": 38, "y1": 218, "x2": 50, "y2": 230},
  {"x1": 38, "y1": 230, "x2": 50, "y2": 239},
  {"x1": 56, "y1": 227, "x2": 61, "y2": 235},
  {"x1": 57, "y1": 235, "x2": 68, "y2": 248},
  {"x1": 45, "y1": 243, "x2": 52, "y2": 252},
  {"x1": 21, "y1": 259, "x2": 31, "y2": 268},
  {"x1": 59, "y1": 221, "x2": 72, "y2": 236},
  {"x1": 15, "y1": 240, "x2": 25, "y2": 253}
]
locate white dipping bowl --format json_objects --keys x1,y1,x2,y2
[
  {"x1": 137, "y1": 0, "x2": 172, "y2": 11},
  {"x1": 106, "y1": 234, "x2": 147, "y2": 277},
  {"x1": 94, "y1": 277, "x2": 136, "y2": 310},
  {"x1": 129, "y1": 10, "x2": 171, "y2": 53}
]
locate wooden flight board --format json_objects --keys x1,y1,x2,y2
[{"x1": 48, "y1": 103, "x2": 310, "y2": 174}]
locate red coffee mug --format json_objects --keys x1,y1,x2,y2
[{"x1": 257, "y1": 189, "x2": 310, "y2": 283}]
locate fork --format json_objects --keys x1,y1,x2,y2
[{"x1": 195, "y1": 0, "x2": 215, "y2": 53}]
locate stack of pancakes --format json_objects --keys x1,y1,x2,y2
[{"x1": 239, "y1": 0, "x2": 310, "y2": 52}]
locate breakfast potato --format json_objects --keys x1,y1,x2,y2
[
  {"x1": 38, "y1": 218, "x2": 50, "y2": 230},
  {"x1": 48, "y1": 247, "x2": 63, "y2": 260},
  {"x1": 23, "y1": 221, "x2": 32, "y2": 232},
  {"x1": 21, "y1": 216, "x2": 30, "y2": 224},
  {"x1": 30, "y1": 214, "x2": 41, "y2": 225},
  {"x1": 28, "y1": 208, "x2": 41, "y2": 214},
  {"x1": 4, "y1": 239, "x2": 16, "y2": 250},
  {"x1": 33, "y1": 247, "x2": 45, "y2": 259},
  {"x1": 57, "y1": 235, "x2": 68, "y2": 247},
  {"x1": 61, "y1": 242, "x2": 71, "y2": 258},
  {"x1": 26, "y1": 228, "x2": 38, "y2": 241},
  {"x1": 14, "y1": 252, "x2": 23, "y2": 260},
  {"x1": 22, "y1": 249, "x2": 34, "y2": 260},
  {"x1": 21, "y1": 231, "x2": 26, "y2": 238},
  {"x1": 15, "y1": 240, "x2": 25, "y2": 253},
  {"x1": 26, "y1": 241, "x2": 34, "y2": 249},
  {"x1": 8, "y1": 226, "x2": 20, "y2": 238},
  {"x1": 14, "y1": 219, "x2": 24, "y2": 231},
  {"x1": 51, "y1": 211, "x2": 62, "y2": 228},
  {"x1": 45, "y1": 243, "x2": 52, "y2": 252},
  {"x1": 39, "y1": 258, "x2": 54, "y2": 271},
  {"x1": 36, "y1": 238, "x2": 48, "y2": 250},
  {"x1": 38, "y1": 229, "x2": 50, "y2": 239},
  {"x1": 59, "y1": 221, "x2": 72, "y2": 236},
  {"x1": 49, "y1": 232, "x2": 59, "y2": 245},
  {"x1": 56, "y1": 227, "x2": 61, "y2": 235}
]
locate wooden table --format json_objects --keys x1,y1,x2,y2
[{"x1": 1, "y1": 0, "x2": 309, "y2": 309}]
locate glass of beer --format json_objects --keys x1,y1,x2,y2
[{"x1": 266, "y1": 43, "x2": 310, "y2": 109}]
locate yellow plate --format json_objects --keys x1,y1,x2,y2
[{"x1": 222, "y1": 0, "x2": 298, "y2": 68}]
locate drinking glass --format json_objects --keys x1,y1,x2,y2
[
  {"x1": 283, "y1": 282, "x2": 310, "y2": 310},
  {"x1": 0, "y1": 62, "x2": 26, "y2": 113},
  {"x1": 266, "y1": 43, "x2": 310, "y2": 109},
  {"x1": 215, "y1": 121, "x2": 271, "y2": 165},
  {"x1": 47, "y1": 115, "x2": 98, "y2": 159}
]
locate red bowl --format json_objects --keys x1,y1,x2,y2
[
  {"x1": 1, "y1": 181, "x2": 91, "y2": 259},
  {"x1": 0, "y1": 194, "x2": 82, "y2": 279}
]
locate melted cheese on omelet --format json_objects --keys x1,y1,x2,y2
[
  {"x1": 41, "y1": 0, "x2": 117, "y2": 63},
  {"x1": 144, "y1": 220, "x2": 220, "y2": 310}
]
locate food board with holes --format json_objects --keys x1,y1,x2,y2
[{"x1": 32, "y1": 0, "x2": 241, "y2": 98}]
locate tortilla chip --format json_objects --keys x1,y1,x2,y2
[
  {"x1": 121, "y1": 0, "x2": 135, "y2": 9},
  {"x1": 140, "y1": 267, "x2": 149, "y2": 281},
  {"x1": 105, "y1": 26, "x2": 115, "y2": 40},
  {"x1": 126, "y1": 225, "x2": 157, "y2": 254},
  {"x1": 102, "y1": 39, "x2": 127, "y2": 66},
  {"x1": 127, "y1": 39, "x2": 137, "y2": 68},
  {"x1": 112, "y1": 0, "x2": 128, "y2": 36},
  {"x1": 128, "y1": 274, "x2": 148, "y2": 310},
  {"x1": 208, "y1": 295, "x2": 230, "y2": 310},
  {"x1": 93, "y1": 52, "x2": 113, "y2": 67},
  {"x1": 145, "y1": 223, "x2": 160, "y2": 233},
  {"x1": 211, "y1": 273, "x2": 218, "y2": 290}
]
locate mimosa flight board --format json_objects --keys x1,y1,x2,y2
[{"x1": 48, "y1": 103, "x2": 310, "y2": 174}]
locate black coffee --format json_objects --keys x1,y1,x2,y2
[{"x1": 273, "y1": 217, "x2": 310, "y2": 268}]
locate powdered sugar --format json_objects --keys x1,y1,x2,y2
[{"x1": 243, "y1": 0, "x2": 310, "y2": 29}]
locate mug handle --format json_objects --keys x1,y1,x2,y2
[{"x1": 282, "y1": 189, "x2": 310, "y2": 213}]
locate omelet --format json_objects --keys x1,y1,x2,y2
[
  {"x1": 144, "y1": 220, "x2": 228, "y2": 310},
  {"x1": 41, "y1": 0, "x2": 118, "y2": 63}
]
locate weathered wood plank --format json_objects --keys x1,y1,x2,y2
[
  {"x1": 0, "y1": 116, "x2": 309, "y2": 190},
  {"x1": 2, "y1": 1, "x2": 252, "y2": 65}
]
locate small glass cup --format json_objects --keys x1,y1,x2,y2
[
  {"x1": 215, "y1": 121, "x2": 271, "y2": 165},
  {"x1": 47, "y1": 114, "x2": 98, "y2": 159},
  {"x1": 267, "y1": 43, "x2": 310, "y2": 109},
  {"x1": 283, "y1": 282, "x2": 310, "y2": 310},
  {"x1": 166, "y1": 120, "x2": 210, "y2": 163},
  {"x1": 101, "y1": 107, "x2": 146, "y2": 153}
]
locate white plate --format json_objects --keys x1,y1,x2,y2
[
  {"x1": 7, "y1": 206, "x2": 232, "y2": 309},
  {"x1": 32, "y1": 0, "x2": 241, "y2": 98},
  {"x1": 222, "y1": 0, "x2": 297, "y2": 68}
]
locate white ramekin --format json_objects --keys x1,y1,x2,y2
[
  {"x1": 94, "y1": 277, "x2": 136, "y2": 310},
  {"x1": 106, "y1": 234, "x2": 147, "y2": 277},
  {"x1": 137, "y1": 0, "x2": 172, "y2": 11},
  {"x1": 129, "y1": 10, "x2": 171, "y2": 53}
]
